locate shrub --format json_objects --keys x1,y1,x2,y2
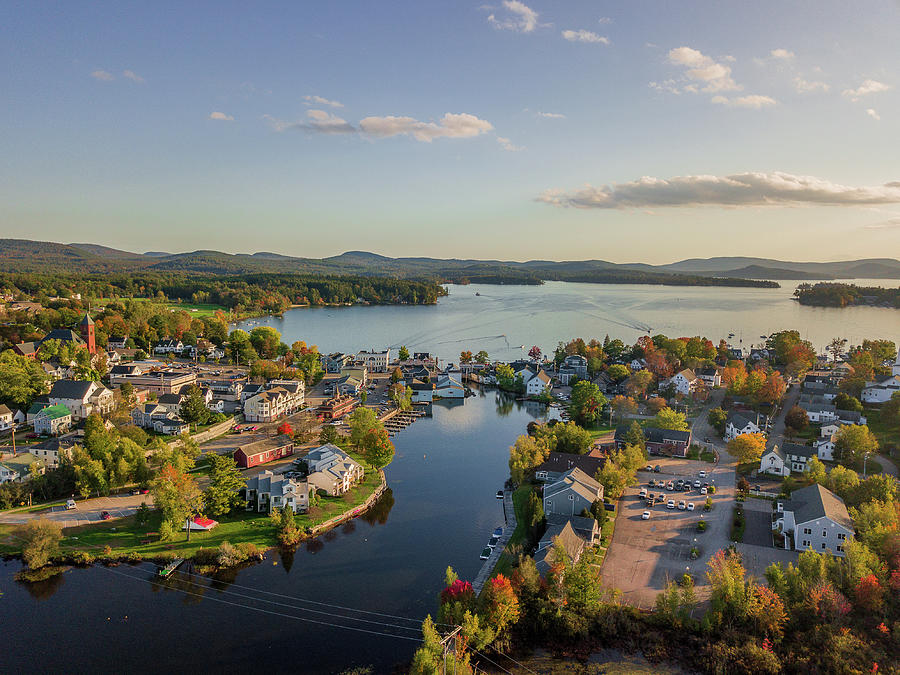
[
  {"x1": 697, "y1": 520, "x2": 708, "y2": 531},
  {"x1": 70, "y1": 551, "x2": 96, "y2": 566},
  {"x1": 192, "y1": 548, "x2": 220, "y2": 566},
  {"x1": 216, "y1": 541, "x2": 248, "y2": 567}
]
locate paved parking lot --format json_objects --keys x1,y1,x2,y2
[
  {"x1": 600, "y1": 455, "x2": 735, "y2": 608},
  {"x1": 0, "y1": 492, "x2": 151, "y2": 527}
]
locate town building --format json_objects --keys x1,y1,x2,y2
[
  {"x1": 109, "y1": 369, "x2": 197, "y2": 396},
  {"x1": 356, "y1": 349, "x2": 391, "y2": 373},
  {"x1": 524, "y1": 369, "x2": 552, "y2": 397},
  {"x1": 304, "y1": 444, "x2": 365, "y2": 496},
  {"x1": 861, "y1": 374, "x2": 900, "y2": 404},
  {"x1": 233, "y1": 435, "x2": 295, "y2": 469},
  {"x1": 542, "y1": 467, "x2": 603, "y2": 517},
  {"x1": 0, "y1": 404, "x2": 14, "y2": 431},
  {"x1": 666, "y1": 369, "x2": 699, "y2": 396},
  {"x1": 33, "y1": 404, "x2": 73, "y2": 436},
  {"x1": 534, "y1": 451, "x2": 605, "y2": 483},
  {"x1": 244, "y1": 470, "x2": 309, "y2": 514},
  {"x1": 321, "y1": 352, "x2": 354, "y2": 373},
  {"x1": 614, "y1": 425, "x2": 693, "y2": 457},
  {"x1": 243, "y1": 381, "x2": 305, "y2": 423},
  {"x1": 775, "y1": 484, "x2": 853, "y2": 557},
  {"x1": 318, "y1": 395, "x2": 357, "y2": 420},
  {"x1": 533, "y1": 519, "x2": 587, "y2": 576},
  {"x1": 724, "y1": 413, "x2": 761, "y2": 441},
  {"x1": 48, "y1": 380, "x2": 114, "y2": 420}
]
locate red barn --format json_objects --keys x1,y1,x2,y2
[{"x1": 233, "y1": 435, "x2": 295, "y2": 469}]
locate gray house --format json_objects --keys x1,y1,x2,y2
[
  {"x1": 244, "y1": 470, "x2": 309, "y2": 514},
  {"x1": 775, "y1": 484, "x2": 853, "y2": 557},
  {"x1": 543, "y1": 467, "x2": 603, "y2": 517}
]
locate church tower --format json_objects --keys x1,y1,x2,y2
[{"x1": 80, "y1": 313, "x2": 96, "y2": 354}]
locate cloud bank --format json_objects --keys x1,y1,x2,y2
[
  {"x1": 91, "y1": 70, "x2": 114, "y2": 81},
  {"x1": 359, "y1": 113, "x2": 493, "y2": 142},
  {"x1": 304, "y1": 95, "x2": 343, "y2": 108},
  {"x1": 487, "y1": 1, "x2": 539, "y2": 33},
  {"x1": 538, "y1": 172, "x2": 900, "y2": 209},
  {"x1": 667, "y1": 46, "x2": 739, "y2": 93},
  {"x1": 842, "y1": 79, "x2": 891, "y2": 101},
  {"x1": 562, "y1": 29, "x2": 609, "y2": 44}
]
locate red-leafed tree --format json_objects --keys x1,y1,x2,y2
[
  {"x1": 528, "y1": 345, "x2": 542, "y2": 361},
  {"x1": 854, "y1": 574, "x2": 884, "y2": 613},
  {"x1": 277, "y1": 422, "x2": 293, "y2": 437},
  {"x1": 481, "y1": 574, "x2": 520, "y2": 634}
]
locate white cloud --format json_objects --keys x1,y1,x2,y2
[
  {"x1": 667, "y1": 46, "x2": 740, "y2": 93},
  {"x1": 487, "y1": 1, "x2": 539, "y2": 33},
  {"x1": 770, "y1": 48, "x2": 795, "y2": 60},
  {"x1": 866, "y1": 108, "x2": 881, "y2": 121},
  {"x1": 561, "y1": 29, "x2": 609, "y2": 44},
  {"x1": 359, "y1": 112, "x2": 493, "y2": 142},
  {"x1": 497, "y1": 136, "x2": 523, "y2": 151},
  {"x1": 123, "y1": 70, "x2": 144, "y2": 83},
  {"x1": 598, "y1": 17, "x2": 612, "y2": 25},
  {"x1": 263, "y1": 110, "x2": 356, "y2": 134},
  {"x1": 303, "y1": 95, "x2": 344, "y2": 108},
  {"x1": 864, "y1": 216, "x2": 900, "y2": 230},
  {"x1": 209, "y1": 111, "x2": 235, "y2": 121},
  {"x1": 537, "y1": 172, "x2": 900, "y2": 209},
  {"x1": 91, "y1": 70, "x2": 114, "y2": 81},
  {"x1": 649, "y1": 79, "x2": 683, "y2": 95},
  {"x1": 794, "y1": 77, "x2": 830, "y2": 94},
  {"x1": 711, "y1": 94, "x2": 777, "y2": 109},
  {"x1": 843, "y1": 79, "x2": 891, "y2": 101},
  {"x1": 537, "y1": 111, "x2": 566, "y2": 119}
]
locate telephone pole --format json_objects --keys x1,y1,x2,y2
[{"x1": 440, "y1": 626, "x2": 462, "y2": 675}]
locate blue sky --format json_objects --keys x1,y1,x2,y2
[{"x1": 2, "y1": 1, "x2": 898, "y2": 263}]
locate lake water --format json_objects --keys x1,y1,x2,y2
[
  {"x1": 0, "y1": 392, "x2": 555, "y2": 674},
  {"x1": 236, "y1": 280, "x2": 900, "y2": 365}
]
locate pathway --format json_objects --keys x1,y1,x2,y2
[
  {"x1": 472, "y1": 489, "x2": 516, "y2": 595},
  {"x1": 868, "y1": 453, "x2": 898, "y2": 477}
]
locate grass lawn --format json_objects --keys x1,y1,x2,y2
[
  {"x1": 594, "y1": 511, "x2": 617, "y2": 566},
  {"x1": 586, "y1": 424, "x2": 616, "y2": 440},
  {"x1": 88, "y1": 297, "x2": 229, "y2": 318},
  {"x1": 864, "y1": 408, "x2": 900, "y2": 453}
]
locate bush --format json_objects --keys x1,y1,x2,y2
[
  {"x1": 192, "y1": 548, "x2": 220, "y2": 566},
  {"x1": 216, "y1": 541, "x2": 248, "y2": 567},
  {"x1": 697, "y1": 520, "x2": 708, "y2": 531},
  {"x1": 70, "y1": 551, "x2": 96, "y2": 566}
]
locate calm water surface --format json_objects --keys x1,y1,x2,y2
[
  {"x1": 0, "y1": 393, "x2": 554, "y2": 674},
  {"x1": 237, "y1": 280, "x2": 900, "y2": 364}
]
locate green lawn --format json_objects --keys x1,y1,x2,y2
[
  {"x1": 585, "y1": 423, "x2": 616, "y2": 440},
  {"x1": 88, "y1": 297, "x2": 229, "y2": 318},
  {"x1": 864, "y1": 408, "x2": 900, "y2": 453}
]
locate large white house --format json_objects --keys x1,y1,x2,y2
[
  {"x1": 861, "y1": 374, "x2": 900, "y2": 404},
  {"x1": 243, "y1": 381, "x2": 305, "y2": 422},
  {"x1": 666, "y1": 369, "x2": 699, "y2": 396},
  {"x1": 759, "y1": 443, "x2": 815, "y2": 477},
  {"x1": 775, "y1": 484, "x2": 854, "y2": 557},
  {"x1": 48, "y1": 380, "x2": 114, "y2": 420},
  {"x1": 434, "y1": 373, "x2": 466, "y2": 398},
  {"x1": 356, "y1": 349, "x2": 391, "y2": 373},
  {"x1": 524, "y1": 368, "x2": 552, "y2": 397},
  {"x1": 303, "y1": 444, "x2": 365, "y2": 496},
  {"x1": 244, "y1": 470, "x2": 309, "y2": 514},
  {"x1": 724, "y1": 413, "x2": 761, "y2": 441}
]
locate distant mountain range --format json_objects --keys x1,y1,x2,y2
[{"x1": 2, "y1": 238, "x2": 899, "y2": 284}]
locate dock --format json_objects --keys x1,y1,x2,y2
[
  {"x1": 382, "y1": 408, "x2": 427, "y2": 435},
  {"x1": 158, "y1": 557, "x2": 185, "y2": 578},
  {"x1": 472, "y1": 489, "x2": 517, "y2": 595}
]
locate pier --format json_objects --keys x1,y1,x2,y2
[{"x1": 472, "y1": 488, "x2": 517, "y2": 595}]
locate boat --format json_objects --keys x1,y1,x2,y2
[
  {"x1": 158, "y1": 558, "x2": 185, "y2": 578},
  {"x1": 480, "y1": 547, "x2": 492, "y2": 560},
  {"x1": 488, "y1": 536, "x2": 500, "y2": 548},
  {"x1": 496, "y1": 490, "x2": 504, "y2": 499},
  {"x1": 493, "y1": 526, "x2": 503, "y2": 537},
  {"x1": 475, "y1": 292, "x2": 481, "y2": 296}
]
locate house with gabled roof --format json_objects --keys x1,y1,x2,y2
[
  {"x1": 534, "y1": 451, "x2": 605, "y2": 483},
  {"x1": 244, "y1": 470, "x2": 309, "y2": 514},
  {"x1": 533, "y1": 519, "x2": 588, "y2": 577},
  {"x1": 724, "y1": 412, "x2": 761, "y2": 441},
  {"x1": 48, "y1": 379, "x2": 114, "y2": 420},
  {"x1": 775, "y1": 484, "x2": 854, "y2": 556},
  {"x1": 33, "y1": 404, "x2": 72, "y2": 436},
  {"x1": 543, "y1": 467, "x2": 603, "y2": 517},
  {"x1": 666, "y1": 369, "x2": 698, "y2": 396}
]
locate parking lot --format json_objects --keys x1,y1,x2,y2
[
  {"x1": 0, "y1": 492, "x2": 151, "y2": 527},
  {"x1": 600, "y1": 455, "x2": 735, "y2": 608}
]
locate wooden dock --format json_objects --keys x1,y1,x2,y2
[{"x1": 472, "y1": 489, "x2": 516, "y2": 595}]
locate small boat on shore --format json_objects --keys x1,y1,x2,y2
[
  {"x1": 488, "y1": 536, "x2": 500, "y2": 548},
  {"x1": 496, "y1": 490, "x2": 504, "y2": 499},
  {"x1": 158, "y1": 558, "x2": 185, "y2": 578},
  {"x1": 480, "y1": 547, "x2": 492, "y2": 560},
  {"x1": 493, "y1": 526, "x2": 503, "y2": 537}
]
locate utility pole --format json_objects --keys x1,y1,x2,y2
[{"x1": 440, "y1": 626, "x2": 462, "y2": 675}]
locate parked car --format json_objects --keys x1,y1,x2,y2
[
  {"x1": 641, "y1": 511, "x2": 651, "y2": 520},
  {"x1": 699, "y1": 470, "x2": 708, "y2": 478},
  {"x1": 678, "y1": 501, "x2": 686, "y2": 510},
  {"x1": 100, "y1": 511, "x2": 111, "y2": 520},
  {"x1": 693, "y1": 480, "x2": 702, "y2": 488},
  {"x1": 66, "y1": 499, "x2": 77, "y2": 510},
  {"x1": 700, "y1": 487, "x2": 708, "y2": 495},
  {"x1": 653, "y1": 465, "x2": 661, "y2": 473},
  {"x1": 675, "y1": 479, "x2": 684, "y2": 489},
  {"x1": 666, "y1": 499, "x2": 676, "y2": 509},
  {"x1": 639, "y1": 488, "x2": 648, "y2": 498},
  {"x1": 687, "y1": 502, "x2": 695, "y2": 511},
  {"x1": 666, "y1": 481, "x2": 675, "y2": 491},
  {"x1": 644, "y1": 464, "x2": 653, "y2": 472}
]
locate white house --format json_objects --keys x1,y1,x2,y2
[
  {"x1": 243, "y1": 381, "x2": 305, "y2": 422},
  {"x1": 525, "y1": 369, "x2": 552, "y2": 397},
  {"x1": 775, "y1": 484, "x2": 854, "y2": 557},
  {"x1": 434, "y1": 373, "x2": 465, "y2": 398},
  {"x1": 759, "y1": 446, "x2": 789, "y2": 477},
  {"x1": 697, "y1": 367, "x2": 721, "y2": 388},
  {"x1": 48, "y1": 380, "x2": 114, "y2": 420},
  {"x1": 244, "y1": 470, "x2": 309, "y2": 514},
  {"x1": 666, "y1": 369, "x2": 698, "y2": 396},
  {"x1": 724, "y1": 413, "x2": 761, "y2": 441},
  {"x1": 33, "y1": 404, "x2": 72, "y2": 436},
  {"x1": 861, "y1": 374, "x2": 900, "y2": 404},
  {"x1": 543, "y1": 467, "x2": 603, "y2": 517},
  {"x1": 0, "y1": 463, "x2": 21, "y2": 483},
  {"x1": 815, "y1": 436, "x2": 836, "y2": 462},
  {"x1": 0, "y1": 404, "x2": 14, "y2": 431},
  {"x1": 356, "y1": 349, "x2": 391, "y2": 373},
  {"x1": 304, "y1": 444, "x2": 365, "y2": 496},
  {"x1": 154, "y1": 338, "x2": 183, "y2": 354}
]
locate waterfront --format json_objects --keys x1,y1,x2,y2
[
  {"x1": 236, "y1": 280, "x2": 900, "y2": 365},
  {"x1": 0, "y1": 392, "x2": 555, "y2": 674}
]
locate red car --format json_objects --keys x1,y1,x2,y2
[{"x1": 100, "y1": 511, "x2": 111, "y2": 520}]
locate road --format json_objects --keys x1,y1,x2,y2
[{"x1": 766, "y1": 381, "x2": 800, "y2": 450}]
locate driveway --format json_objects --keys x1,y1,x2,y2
[
  {"x1": 0, "y1": 491, "x2": 152, "y2": 527},
  {"x1": 869, "y1": 453, "x2": 898, "y2": 478}
]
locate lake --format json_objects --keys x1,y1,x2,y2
[
  {"x1": 0, "y1": 392, "x2": 555, "y2": 674},
  {"x1": 235, "y1": 280, "x2": 900, "y2": 365}
]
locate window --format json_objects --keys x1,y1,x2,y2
[
  {"x1": 837, "y1": 545, "x2": 844, "y2": 553},
  {"x1": 823, "y1": 530, "x2": 827, "y2": 538},
  {"x1": 802, "y1": 540, "x2": 810, "y2": 547},
  {"x1": 568, "y1": 495, "x2": 574, "y2": 500},
  {"x1": 821, "y1": 543, "x2": 826, "y2": 550},
  {"x1": 803, "y1": 528, "x2": 812, "y2": 535},
  {"x1": 837, "y1": 533, "x2": 846, "y2": 541}
]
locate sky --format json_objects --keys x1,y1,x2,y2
[{"x1": 2, "y1": 1, "x2": 899, "y2": 263}]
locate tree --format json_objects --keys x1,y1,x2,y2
[
  {"x1": 827, "y1": 337, "x2": 848, "y2": 363},
  {"x1": 361, "y1": 425, "x2": 395, "y2": 470},
  {"x1": 249, "y1": 326, "x2": 282, "y2": 360},
  {"x1": 152, "y1": 464, "x2": 203, "y2": 540},
  {"x1": 271, "y1": 506, "x2": 301, "y2": 546},
  {"x1": 625, "y1": 369, "x2": 653, "y2": 399},
  {"x1": 459, "y1": 350, "x2": 473, "y2": 364},
  {"x1": 528, "y1": 345, "x2": 542, "y2": 361},
  {"x1": 607, "y1": 364, "x2": 630, "y2": 382},
  {"x1": 833, "y1": 392, "x2": 863, "y2": 413},
  {"x1": 390, "y1": 367, "x2": 403, "y2": 383},
  {"x1": 0, "y1": 350, "x2": 49, "y2": 409},
  {"x1": 784, "y1": 406, "x2": 809, "y2": 434},
  {"x1": 569, "y1": 381, "x2": 607, "y2": 427},
  {"x1": 227, "y1": 329, "x2": 257, "y2": 365},
  {"x1": 803, "y1": 457, "x2": 828, "y2": 485},
  {"x1": 398, "y1": 345, "x2": 410, "y2": 361},
  {"x1": 474, "y1": 350, "x2": 489, "y2": 364},
  {"x1": 623, "y1": 420, "x2": 646, "y2": 450},
  {"x1": 551, "y1": 421, "x2": 593, "y2": 454},
  {"x1": 20, "y1": 519, "x2": 63, "y2": 569},
  {"x1": 508, "y1": 435, "x2": 550, "y2": 484},
  {"x1": 389, "y1": 383, "x2": 413, "y2": 411},
  {"x1": 834, "y1": 424, "x2": 879, "y2": 466},
  {"x1": 564, "y1": 554, "x2": 603, "y2": 611},
  {"x1": 347, "y1": 407, "x2": 379, "y2": 449},
  {"x1": 410, "y1": 616, "x2": 444, "y2": 675},
  {"x1": 747, "y1": 586, "x2": 788, "y2": 639},
  {"x1": 204, "y1": 453, "x2": 245, "y2": 516},
  {"x1": 179, "y1": 384, "x2": 210, "y2": 427},
  {"x1": 757, "y1": 372, "x2": 786, "y2": 405},
  {"x1": 318, "y1": 424, "x2": 341, "y2": 446},
  {"x1": 610, "y1": 395, "x2": 638, "y2": 423},
  {"x1": 653, "y1": 407, "x2": 689, "y2": 431},
  {"x1": 480, "y1": 574, "x2": 520, "y2": 635},
  {"x1": 853, "y1": 574, "x2": 884, "y2": 613},
  {"x1": 708, "y1": 407, "x2": 728, "y2": 434},
  {"x1": 727, "y1": 433, "x2": 767, "y2": 464}
]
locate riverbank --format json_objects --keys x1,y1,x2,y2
[{"x1": 0, "y1": 461, "x2": 387, "y2": 571}]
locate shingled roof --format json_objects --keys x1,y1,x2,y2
[{"x1": 787, "y1": 483, "x2": 853, "y2": 530}]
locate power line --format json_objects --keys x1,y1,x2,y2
[
  {"x1": 97, "y1": 565, "x2": 424, "y2": 642},
  {"x1": 470, "y1": 648, "x2": 513, "y2": 675},
  {"x1": 485, "y1": 643, "x2": 538, "y2": 675}
]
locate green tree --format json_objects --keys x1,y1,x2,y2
[
  {"x1": 204, "y1": 453, "x2": 245, "y2": 516},
  {"x1": 708, "y1": 407, "x2": 728, "y2": 434},
  {"x1": 606, "y1": 363, "x2": 630, "y2": 381},
  {"x1": 474, "y1": 350, "x2": 490, "y2": 364},
  {"x1": 398, "y1": 345, "x2": 410, "y2": 361},
  {"x1": 20, "y1": 519, "x2": 63, "y2": 570},
  {"x1": 834, "y1": 424, "x2": 879, "y2": 467},
  {"x1": 270, "y1": 507, "x2": 301, "y2": 546},
  {"x1": 318, "y1": 424, "x2": 341, "y2": 446},
  {"x1": 0, "y1": 350, "x2": 50, "y2": 409},
  {"x1": 569, "y1": 381, "x2": 607, "y2": 427},
  {"x1": 227, "y1": 329, "x2": 257, "y2": 365},
  {"x1": 623, "y1": 420, "x2": 646, "y2": 450},
  {"x1": 152, "y1": 464, "x2": 204, "y2": 540},
  {"x1": 564, "y1": 553, "x2": 602, "y2": 611},
  {"x1": 653, "y1": 407, "x2": 689, "y2": 431},
  {"x1": 361, "y1": 426, "x2": 395, "y2": 470},
  {"x1": 551, "y1": 421, "x2": 593, "y2": 454},
  {"x1": 249, "y1": 326, "x2": 282, "y2": 360},
  {"x1": 410, "y1": 616, "x2": 444, "y2": 675},
  {"x1": 347, "y1": 407, "x2": 380, "y2": 450},
  {"x1": 179, "y1": 384, "x2": 210, "y2": 427}
]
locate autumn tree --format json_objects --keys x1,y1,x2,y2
[
  {"x1": 727, "y1": 433, "x2": 767, "y2": 464},
  {"x1": 568, "y1": 381, "x2": 607, "y2": 427},
  {"x1": 610, "y1": 395, "x2": 637, "y2": 423},
  {"x1": 784, "y1": 406, "x2": 809, "y2": 434},
  {"x1": 654, "y1": 407, "x2": 689, "y2": 431},
  {"x1": 153, "y1": 464, "x2": 204, "y2": 540},
  {"x1": 361, "y1": 425, "x2": 395, "y2": 470},
  {"x1": 480, "y1": 574, "x2": 520, "y2": 635},
  {"x1": 20, "y1": 519, "x2": 63, "y2": 570},
  {"x1": 277, "y1": 421, "x2": 293, "y2": 437},
  {"x1": 508, "y1": 434, "x2": 551, "y2": 484},
  {"x1": 459, "y1": 350, "x2": 473, "y2": 364}
]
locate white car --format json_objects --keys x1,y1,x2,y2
[
  {"x1": 641, "y1": 511, "x2": 651, "y2": 520},
  {"x1": 693, "y1": 480, "x2": 702, "y2": 488},
  {"x1": 639, "y1": 488, "x2": 648, "y2": 498},
  {"x1": 666, "y1": 499, "x2": 675, "y2": 509},
  {"x1": 700, "y1": 487, "x2": 708, "y2": 495},
  {"x1": 687, "y1": 502, "x2": 695, "y2": 511},
  {"x1": 678, "y1": 501, "x2": 687, "y2": 510},
  {"x1": 699, "y1": 470, "x2": 708, "y2": 478}
]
